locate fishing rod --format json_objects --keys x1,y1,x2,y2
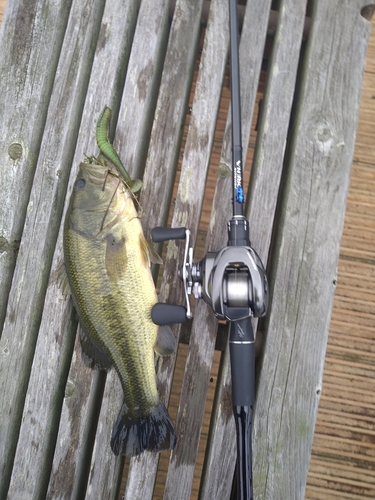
[{"x1": 150, "y1": 1, "x2": 268, "y2": 498}]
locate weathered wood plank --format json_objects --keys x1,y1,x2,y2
[
  {"x1": 253, "y1": 1, "x2": 373, "y2": 498},
  {"x1": 115, "y1": 0, "x2": 171, "y2": 181},
  {"x1": 200, "y1": 0, "x2": 308, "y2": 496},
  {"x1": 0, "y1": 0, "x2": 108, "y2": 497},
  {"x1": 161, "y1": 0, "x2": 229, "y2": 497},
  {"x1": 83, "y1": 370, "x2": 122, "y2": 500},
  {"x1": 83, "y1": 3, "x2": 177, "y2": 499},
  {"x1": 1, "y1": 0, "x2": 144, "y2": 497},
  {"x1": 198, "y1": 0, "x2": 274, "y2": 496},
  {"x1": 199, "y1": 341, "x2": 237, "y2": 499},
  {"x1": 0, "y1": 0, "x2": 72, "y2": 330},
  {"x1": 218, "y1": 0, "x2": 273, "y2": 174},
  {"x1": 138, "y1": 0, "x2": 205, "y2": 237},
  {"x1": 247, "y1": 0, "x2": 308, "y2": 260},
  {"x1": 44, "y1": 1, "x2": 141, "y2": 498},
  {"x1": 46, "y1": 335, "x2": 107, "y2": 500},
  {"x1": 123, "y1": 0, "x2": 206, "y2": 497},
  {"x1": 0, "y1": 0, "x2": 372, "y2": 499}
]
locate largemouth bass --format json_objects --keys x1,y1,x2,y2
[{"x1": 63, "y1": 162, "x2": 176, "y2": 456}]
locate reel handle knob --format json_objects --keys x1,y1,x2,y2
[
  {"x1": 151, "y1": 227, "x2": 187, "y2": 243},
  {"x1": 151, "y1": 303, "x2": 188, "y2": 325}
]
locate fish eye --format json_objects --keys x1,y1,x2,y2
[{"x1": 75, "y1": 178, "x2": 86, "y2": 189}]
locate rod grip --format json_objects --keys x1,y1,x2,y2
[
  {"x1": 151, "y1": 227, "x2": 186, "y2": 242},
  {"x1": 151, "y1": 303, "x2": 187, "y2": 325},
  {"x1": 233, "y1": 405, "x2": 253, "y2": 500},
  {"x1": 229, "y1": 318, "x2": 255, "y2": 407}
]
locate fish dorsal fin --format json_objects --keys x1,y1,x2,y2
[
  {"x1": 139, "y1": 234, "x2": 163, "y2": 267},
  {"x1": 105, "y1": 233, "x2": 127, "y2": 279},
  {"x1": 79, "y1": 327, "x2": 113, "y2": 371},
  {"x1": 154, "y1": 325, "x2": 176, "y2": 357}
]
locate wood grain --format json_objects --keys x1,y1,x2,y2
[
  {"x1": 0, "y1": 0, "x2": 72, "y2": 330},
  {"x1": 253, "y1": 1, "x2": 373, "y2": 498},
  {"x1": 0, "y1": 0, "x2": 106, "y2": 496},
  {"x1": 160, "y1": 4, "x2": 230, "y2": 497},
  {"x1": 47, "y1": 1, "x2": 140, "y2": 498},
  {"x1": 123, "y1": 1, "x2": 206, "y2": 497},
  {"x1": 0, "y1": 0, "x2": 374, "y2": 498},
  {"x1": 199, "y1": 0, "x2": 307, "y2": 496}
]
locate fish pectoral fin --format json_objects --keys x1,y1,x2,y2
[
  {"x1": 154, "y1": 325, "x2": 176, "y2": 357},
  {"x1": 105, "y1": 233, "x2": 127, "y2": 279},
  {"x1": 79, "y1": 326, "x2": 113, "y2": 371},
  {"x1": 54, "y1": 260, "x2": 71, "y2": 297},
  {"x1": 139, "y1": 234, "x2": 163, "y2": 267}
]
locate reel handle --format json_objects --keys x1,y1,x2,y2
[
  {"x1": 151, "y1": 226, "x2": 192, "y2": 324},
  {"x1": 151, "y1": 226, "x2": 187, "y2": 242},
  {"x1": 151, "y1": 303, "x2": 188, "y2": 325}
]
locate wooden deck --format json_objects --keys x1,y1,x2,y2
[
  {"x1": 159, "y1": 11, "x2": 375, "y2": 500},
  {"x1": 0, "y1": 0, "x2": 375, "y2": 500},
  {"x1": 305, "y1": 15, "x2": 375, "y2": 500}
]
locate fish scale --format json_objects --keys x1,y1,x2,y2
[{"x1": 63, "y1": 162, "x2": 176, "y2": 456}]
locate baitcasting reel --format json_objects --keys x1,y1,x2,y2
[{"x1": 150, "y1": 216, "x2": 268, "y2": 326}]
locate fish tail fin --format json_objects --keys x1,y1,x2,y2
[{"x1": 110, "y1": 401, "x2": 177, "y2": 457}]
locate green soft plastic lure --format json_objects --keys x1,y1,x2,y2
[{"x1": 96, "y1": 106, "x2": 143, "y2": 193}]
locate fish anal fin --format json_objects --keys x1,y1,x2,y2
[
  {"x1": 79, "y1": 327, "x2": 113, "y2": 371},
  {"x1": 154, "y1": 325, "x2": 176, "y2": 357}
]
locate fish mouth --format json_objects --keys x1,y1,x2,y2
[{"x1": 81, "y1": 164, "x2": 130, "y2": 197}]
